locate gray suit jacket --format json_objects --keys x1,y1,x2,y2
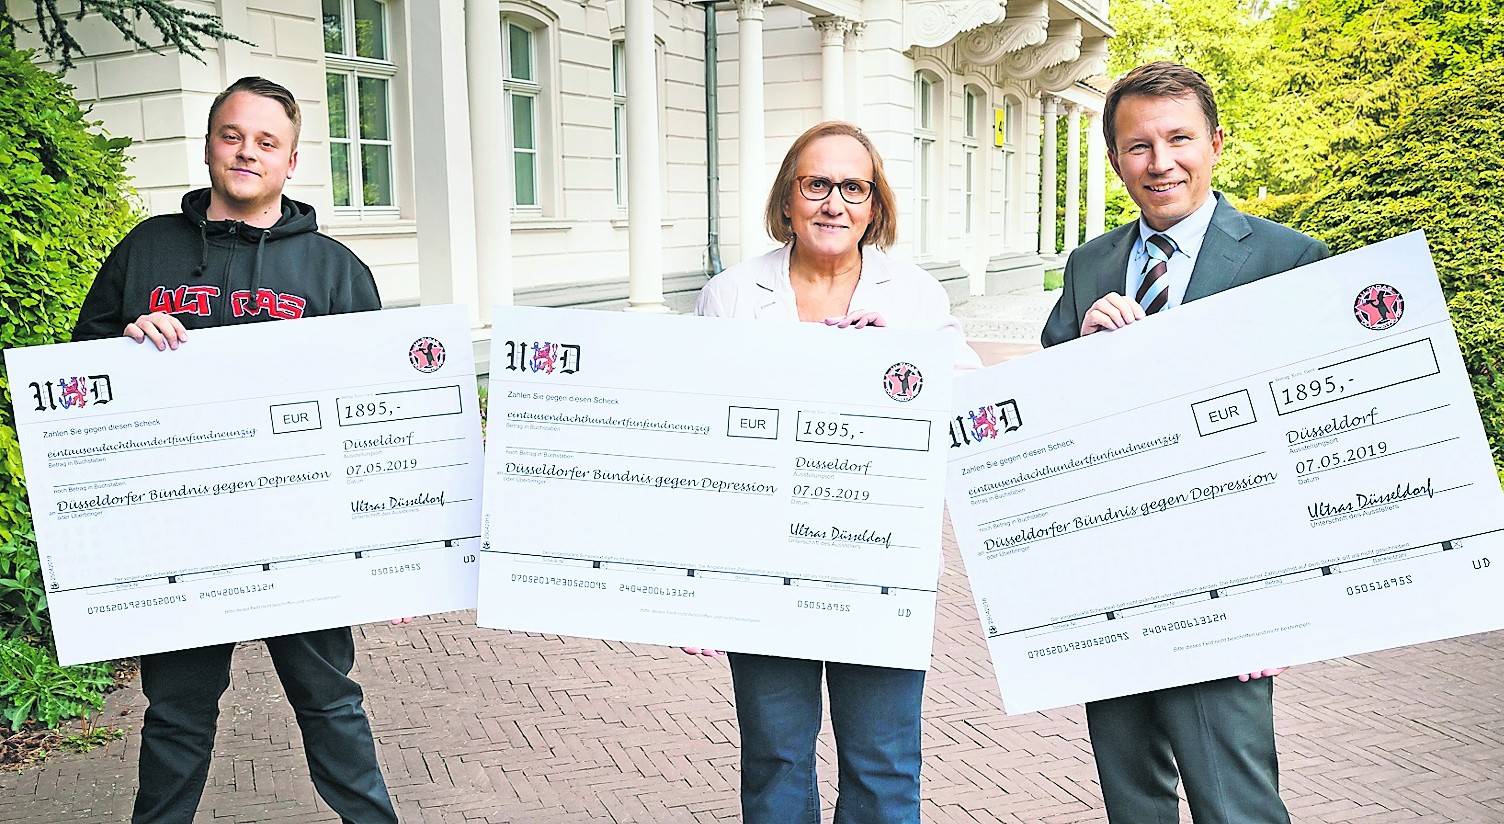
[{"x1": 1041, "y1": 193, "x2": 1330, "y2": 348}]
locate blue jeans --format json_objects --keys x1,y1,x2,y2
[{"x1": 729, "y1": 652, "x2": 925, "y2": 824}]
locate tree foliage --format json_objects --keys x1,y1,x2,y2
[
  {"x1": 1294, "y1": 62, "x2": 1504, "y2": 474},
  {"x1": 0, "y1": 0, "x2": 247, "y2": 70},
  {"x1": 1107, "y1": 0, "x2": 1504, "y2": 199},
  {"x1": 0, "y1": 44, "x2": 138, "y2": 617},
  {"x1": 1105, "y1": 0, "x2": 1281, "y2": 196}
]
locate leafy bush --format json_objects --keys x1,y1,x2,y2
[
  {"x1": 0, "y1": 45, "x2": 138, "y2": 550},
  {"x1": 1296, "y1": 60, "x2": 1504, "y2": 479},
  {"x1": 0, "y1": 44, "x2": 138, "y2": 650},
  {"x1": 0, "y1": 525, "x2": 47, "y2": 640},
  {"x1": 0, "y1": 637, "x2": 111, "y2": 729},
  {"x1": 1233, "y1": 192, "x2": 1315, "y2": 227}
]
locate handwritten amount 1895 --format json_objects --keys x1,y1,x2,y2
[
  {"x1": 341, "y1": 400, "x2": 397, "y2": 421},
  {"x1": 802, "y1": 419, "x2": 860, "y2": 440}
]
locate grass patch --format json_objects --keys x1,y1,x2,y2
[
  {"x1": 58, "y1": 725, "x2": 123, "y2": 754},
  {"x1": 1043, "y1": 269, "x2": 1065, "y2": 291}
]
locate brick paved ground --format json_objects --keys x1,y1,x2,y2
[
  {"x1": 3, "y1": 529, "x2": 1501, "y2": 823},
  {"x1": 4, "y1": 340, "x2": 1502, "y2": 822}
]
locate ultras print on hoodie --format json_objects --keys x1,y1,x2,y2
[{"x1": 73, "y1": 188, "x2": 380, "y2": 342}]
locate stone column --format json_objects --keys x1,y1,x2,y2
[
  {"x1": 409, "y1": 1, "x2": 480, "y2": 323},
  {"x1": 1063, "y1": 102, "x2": 1081, "y2": 254},
  {"x1": 812, "y1": 16, "x2": 850, "y2": 121},
  {"x1": 737, "y1": 0, "x2": 768, "y2": 261},
  {"x1": 624, "y1": 0, "x2": 667, "y2": 311},
  {"x1": 1038, "y1": 95, "x2": 1057, "y2": 256},
  {"x1": 467, "y1": 0, "x2": 512, "y2": 315},
  {"x1": 1085, "y1": 106, "x2": 1106, "y2": 241},
  {"x1": 843, "y1": 22, "x2": 865, "y2": 126}
]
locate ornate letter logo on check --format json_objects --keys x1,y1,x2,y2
[
  {"x1": 502, "y1": 341, "x2": 581, "y2": 375},
  {"x1": 948, "y1": 399, "x2": 1023, "y2": 449},
  {"x1": 883, "y1": 362, "x2": 924, "y2": 402},
  {"x1": 408, "y1": 337, "x2": 447, "y2": 373},
  {"x1": 28, "y1": 375, "x2": 113, "y2": 413},
  {"x1": 1353, "y1": 284, "x2": 1404, "y2": 331}
]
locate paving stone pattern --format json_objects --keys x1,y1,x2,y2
[{"x1": 2, "y1": 523, "x2": 1501, "y2": 823}]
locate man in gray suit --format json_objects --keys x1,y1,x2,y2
[{"x1": 1041, "y1": 62, "x2": 1328, "y2": 824}]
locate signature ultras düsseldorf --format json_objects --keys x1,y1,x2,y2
[{"x1": 948, "y1": 399, "x2": 1023, "y2": 449}]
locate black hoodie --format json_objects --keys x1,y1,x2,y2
[{"x1": 72, "y1": 189, "x2": 381, "y2": 342}]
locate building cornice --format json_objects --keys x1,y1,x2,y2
[
  {"x1": 1000, "y1": 19, "x2": 1082, "y2": 79},
  {"x1": 904, "y1": 0, "x2": 1004, "y2": 49},
  {"x1": 955, "y1": 0, "x2": 1050, "y2": 65},
  {"x1": 1038, "y1": 35, "x2": 1109, "y2": 93}
]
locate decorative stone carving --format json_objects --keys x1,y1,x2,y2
[
  {"x1": 734, "y1": 0, "x2": 764, "y2": 23},
  {"x1": 1000, "y1": 19, "x2": 1082, "y2": 79},
  {"x1": 1039, "y1": 36, "x2": 1109, "y2": 92},
  {"x1": 812, "y1": 15, "x2": 852, "y2": 48},
  {"x1": 955, "y1": 0, "x2": 1049, "y2": 65},
  {"x1": 905, "y1": 0, "x2": 1004, "y2": 49}
]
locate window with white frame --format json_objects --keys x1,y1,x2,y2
[
  {"x1": 612, "y1": 40, "x2": 626, "y2": 208},
  {"x1": 503, "y1": 18, "x2": 542, "y2": 210},
  {"x1": 962, "y1": 86, "x2": 982, "y2": 236},
  {"x1": 1001, "y1": 96, "x2": 1021, "y2": 246},
  {"x1": 323, "y1": 0, "x2": 397, "y2": 215},
  {"x1": 913, "y1": 72, "x2": 938, "y2": 257}
]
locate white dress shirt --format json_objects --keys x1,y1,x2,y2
[{"x1": 1124, "y1": 193, "x2": 1218, "y2": 311}]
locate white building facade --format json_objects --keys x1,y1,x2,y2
[{"x1": 23, "y1": 0, "x2": 1112, "y2": 327}]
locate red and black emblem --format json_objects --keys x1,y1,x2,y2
[
  {"x1": 1353, "y1": 284, "x2": 1404, "y2": 331},
  {"x1": 883, "y1": 362, "x2": 924, "y2": 402},
  {"x1": 409, "y1": 337, "x2": 447, "y2": 373}
]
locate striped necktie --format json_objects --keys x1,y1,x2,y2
[{"x1": 1136, "y1": 233, "x2": 1177, "y2": 315}]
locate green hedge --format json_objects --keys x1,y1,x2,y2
[
  {"x1": 1232, "y1": 191, "x2": 1315, "y2": 228},
  {"x1": 1295, "y1": 60, "x2": 1504, "y2": 479},
  {"x1": 0, "y1": 46, "x2": 137, "y2": 554},
  {"x1": 0, "y1": 46, "x2": 138, "y2": 731}
]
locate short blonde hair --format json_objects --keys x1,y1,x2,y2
[
  {"x1": 208, "y1": 76, "x2": 303, "y2": 148},
  {"x1": 764, "y1": 122, "x2": 898, "y2": 250}
]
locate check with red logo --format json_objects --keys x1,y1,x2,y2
[
  {"x1": 477, "y1": 307, "x2": 953, "y2": 670},
  {"x1": 4, "y1": 306, "x2": 483, "y2": 665},
  {"x1": 946, "y1": 232, "x2": 1504, "y2": 713}
]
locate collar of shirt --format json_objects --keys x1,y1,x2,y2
[{"x1": 1126, "y1": 193, "x2": 1218, "y2": 310}]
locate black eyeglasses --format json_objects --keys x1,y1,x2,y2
[{"x1": 795, "y1": 175, "x2": 874, "y2": 205}]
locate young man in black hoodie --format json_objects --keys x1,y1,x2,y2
[{"x1": 72, "y1": 77, "x2": 399, "y2": 824}]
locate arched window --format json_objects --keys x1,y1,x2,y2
[
  {"x1": 323, "y1": 0, "x2": 401, "y2": 217},
  {"x1": 611, "y1": 40, "x2": 627, "y2": 207},
  {"x1": 503, "y1": 16, "x2": 544, "y2": 210},
  {"x1": 962, "y1": 84, "x2": 986, "y2": 236},
  {"x1": 912, "y1": 71, "x2": 941, "y2": 257},
  {"x1": 1000, "y1": 96, "x2": 1022, "y2": 246}
]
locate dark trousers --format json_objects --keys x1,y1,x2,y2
[
  {"x1": 132, "y1": 626, "x2": 397, "y2": 824},
  {"x1": 1086, "y1": 677, "x2": 1290, "y2": 824},
  {"x1": 729, "y1": 653, "x2": 925, "y2": 824}
]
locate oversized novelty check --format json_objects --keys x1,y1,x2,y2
[
  {"x1": 947, "y1": 232, "x2": 1504, "y2": 713},
  {"x1": 5, "y1": 305, "x2": 483, "y2": 665},
  {"x1": 477, "y1": 307, "x2": 952, "y2": 669}
]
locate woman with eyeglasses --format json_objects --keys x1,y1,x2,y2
[{"x1": 687, "y1": 121, "x2": 979, "y2": 824}]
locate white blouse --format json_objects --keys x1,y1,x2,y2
[{"x1": 695, "y1": 244, "x2": 982, "y2": 371}]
